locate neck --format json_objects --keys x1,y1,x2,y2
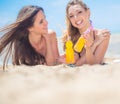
[{"x1": 29, "y1": 33, "x2": 42, "y2": 46}]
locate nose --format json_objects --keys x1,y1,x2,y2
[
  {"x1": 74, "y1": 15, "x2": 77, "y2": 19},
  {"x1": 44, "y1": 19, "x2": 48, "y2": 26},
  {"x1": 73, "y1": 15, "x2": 78, "y2": 20}
]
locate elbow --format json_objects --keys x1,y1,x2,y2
[
  {"x1": 46, "y1": 59, "x2": 56, "y2": 66},
  {"x1": 87, "y1": 59, "x2": 102, "y2": 65},
  {"x1": 46, "y1": 62, "x2": 55, "y2": 66},
  {"x1": 88, "y1": 61, "x2": 95, "y2": 65}
]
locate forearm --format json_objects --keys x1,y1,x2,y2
[
  {"x1": 75, "y1": 54, "x2": 86, "y2": 66},
  {"x1": 75, "y1": 43, "x2": 97, "y2": 66},
  {"x1": 85, "y1": 41, "x2": 103, "y2": 64},
  {"x1": 45, "y1": 40, "x2": 56, "y2": 65},
  {"x1": 85, "y1": 47, "x2": 95, "y2": 64},
  {"x1": 52, "y1": 37, "x2": 60, "y2": 60}
]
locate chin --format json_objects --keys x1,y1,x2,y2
[
  {"x1": 74, "y1": 24, "x2": 81, "y2": 29},
  {"x1": 78, "y1": 24, "x2": 85, "y2": 29}
]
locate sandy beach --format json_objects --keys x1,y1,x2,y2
[{"x1": 0, "y1": 33, "x2": 120, "y2": 104}]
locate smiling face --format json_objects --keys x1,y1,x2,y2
[
  {"x1": 68, "y1": 4, "x2": 90, "y2": 32},
  {"x1": 29, "y1": 10, "x2": 48, "y2": 35}
]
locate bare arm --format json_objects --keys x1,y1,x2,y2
[
  {"x1": 75, "y1": 29, "x2": 110, "y2": 66},
  {"x1": 43, "y1": 30, "x2": 59, "y2": 65},
  {"x1": 88, "y1": 33, "x2": 110, "y2": 64},
  {"x1": 50, "y1": 31, "x2": 60, "y2": 63},
  {"x1": 75, "y1": 43, "x2": 98, "y2": 66},
  {"x1": 85, "y1": 30, "x2": 110, "y2": 64}
]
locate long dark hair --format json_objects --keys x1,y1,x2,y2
[{"x1": 0, "y1": 5, "x2": 46, "y2": 70}]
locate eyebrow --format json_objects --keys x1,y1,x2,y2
[{"x1": 69, "y1": 9, "x2": 80, "y2": 15}]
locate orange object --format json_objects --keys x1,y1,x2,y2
[
  {"x1": 65, "y1": 40, "x2": 75, "y2": 64},
  {"x1": 74, "y1": 37, "x2": 86, "y2": 53}
]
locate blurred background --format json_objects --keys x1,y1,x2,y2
[{"x1": 0, "y1": 0, "x2": 120, "y2": 37}]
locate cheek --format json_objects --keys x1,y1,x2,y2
[
  {"x1": 70, "y1": 19, "x2": 76, "y2": 26},
  {"x1": 85, "y1": 13, "x2": 90, "y2": 20},
  {"x1": 33, "y1": 25, "x2": 42, "y2": 33},
  {"x1": 35, "y1": 24, "x2": 42, "y2": 32}
]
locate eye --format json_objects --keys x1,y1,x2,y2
[
  {"x1": 69, "y1": 15, "x2": 74, "y2": 18},
  {"x1": 39, "y1": 16, "x2": 46, "y2": 24},
  {"x1": 77, "y1": 11, "x2": 82, "y2": 14},
  {"x1": 39, "y1": 19, "x2": 43, "y2": 24}
]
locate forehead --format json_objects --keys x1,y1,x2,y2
[
  {"x1": 35, "y1": 10, "x2": 44, "y2": 20},
  {"x1": 68, "y1": 4, "x2": 84, "y2": 14},
  {"x1": 36, "y1": 10, "x2": 44, "y2": 17}
]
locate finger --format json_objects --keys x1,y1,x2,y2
[
  {"x1": 82, "y1": 35, "x2": 86, "y2": 39},
  {"x1": 83, "y1": 34, "x2": 89, "y2": 39},
  {"x1": 103, "y1": 33, "x2": 109, "y2": 37},
  {"x1": 102, "y1": 32, "x2": 111, "y2": 38},
  {"x1": 102, "y1": 29, "x2": 110, "y2": 34}
]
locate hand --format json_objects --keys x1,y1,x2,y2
[
  {"x1": 95, "y1": 29, "x2": 110, "y2": 46},
  {"x1": 42, "y1": 34, "x2": 49, "y2": 41},
  {"x1": 57, "y1": 54, "x2": 66, "y2": 64},
  {"x1": 83, "y1": 34, "x2": 94, "y2": 48}
]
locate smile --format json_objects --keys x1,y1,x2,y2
[{"x1": 76, "y1": 20, "x2": 82, "y2": 25}]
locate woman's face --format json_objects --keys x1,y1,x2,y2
[
  {"x1": 68, "y1": 4, "x2": 90, "y2": 30},
  {"x1": 29, "y1": 10, "x2": 48, "y2": 35}
]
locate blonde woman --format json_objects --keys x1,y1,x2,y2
[{"x1": 61, "y1": 0, "x2": 110, "y2": 66}]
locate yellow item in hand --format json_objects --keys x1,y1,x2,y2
[
  {"x1": 65, "y1": 40, "x2": 75, "y2": 64},
  {"x1": 74, "y1": 37, "x2": 86, "y2": 53}
]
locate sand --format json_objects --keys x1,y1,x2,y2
[{"x1": 0, "y1": 33, "x2": 120, "y2": 104}]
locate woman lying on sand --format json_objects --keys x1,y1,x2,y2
[
  {"x1": 0, "y1": 5, "x2": 59, "y2": 69},
  {"x1": 60, "y1": 0, "x2": 110, "y2": 66}
]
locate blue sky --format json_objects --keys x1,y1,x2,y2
[{"x1": 0, "y1": 0, "x2": 120, "y2": 36}]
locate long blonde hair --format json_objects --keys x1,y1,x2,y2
[{"x1": 62, "y1": 0, "x2": 89, "y2": 50}]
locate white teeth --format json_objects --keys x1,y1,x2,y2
[{"x1": 76, "y1": 21, "x2": 82, "y2": 25}]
